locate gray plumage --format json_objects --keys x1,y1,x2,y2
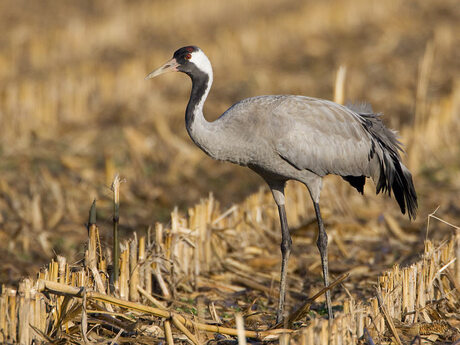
[
  {"x1": 196, "y1": 95, "x2": 416, "y2": 219},
  {"x1": 146, "y1": 46, "x2": 418, "y2": 323}
]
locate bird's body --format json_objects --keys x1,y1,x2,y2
[
  {"x1": 198, "y1": 96, "x2": 378, "y2": 179},
  {"x1": 146, "y1": 46, "x2": 417, "y2": 323}
]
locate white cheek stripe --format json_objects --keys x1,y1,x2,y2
[
  {"x1": 190, "y1": 50, "x2": 213, "y2": 112},
  {"x1": 190, "y1": 50, "x2": 213, "y2": 80}
]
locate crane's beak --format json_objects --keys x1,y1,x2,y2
[{"x1": 145, "y1": 58, "x2": 179, "y2": 80}]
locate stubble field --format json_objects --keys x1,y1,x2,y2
[{"x1": 0, "y1": 0, "x2": 459, "y2": 343}]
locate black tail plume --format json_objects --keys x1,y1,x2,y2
[
  {"x1": 376, "y1": 156, "x2": 418, "y2": 220},
  {"x1": 349, "y1": 104, "x2": 418, "y2": 219}
]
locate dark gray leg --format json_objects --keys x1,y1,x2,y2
[
  {"x1": 313, "y1": 202, "x2": 333, "y2": 320},
  {"x1": 276, "y1": 204, "x2": 292, "y2": 324}
]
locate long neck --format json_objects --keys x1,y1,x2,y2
[
  {"x1": 185, "y1": 71, "x2": 212, "y2": 130},
  {"x1": 185, "y1": 69, "x2": 218, "y2": 157}
]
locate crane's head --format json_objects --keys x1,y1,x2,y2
[{"x1": 145, "y1": 46, "x2": 212, "y2": 80}]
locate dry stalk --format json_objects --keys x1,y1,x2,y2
[
  {"x1": 119, "y1": 244, "x2": 129, "y2": 300},
  {"x1": 164, "y1": 319, "x2": 175, "y2": 345},
  {"x1": 86, "y1": 199, "x2": 97, "y2": 269},
  {"x1": 230, "y1": 275, "x2": 278, "y2": 298},
  {"x1": 235, "y1": 313, "x2": 247, "y2": 345},
  {"x1": 29, "y1": 324, "x2": 53, "y2": 343},
  {"x1": 376, "y1": 287, "x2": 403, "y2": 345},
  {"x1": 333, "y1": 65, "x2": 347, "y2": 105},
  {"x1": 18, "y1": 279, "x2": 31, "y2": 345},
  {"x1": 109, "y1": 329, "x2": 124, "y2": 345},
  {"x1": 137, "y1": 285, "x2": 167, "y2": 309},
  {"x1": 209, "y1": 302, "x2": 222, "y2": 325},
  {"x1": 86, "y1": 201, "x2": 113, "y2": 312},
  {"x1": 81, "y1": 289, "x2": 90, "y2": 345},
  {"x1": 129, "y1": 237, "x2": 139, "y2": 301},
  {"x1": 0, "y1": 292, "x2": 6, "y2": 342},
  {"x1": 410, "y1": 40, "x2": 435, "y2": 172},
  {"x1": 138, "y1": 236, "x2": 146, "y2": 290},
  {"x1": 154, "y1": 261, "x2": 171, "y2": 299},
  {"x1": 90, "y1": 266, "x2": 113, "y2": 313},
  {"x1": 384, "y1": 214, "x2": 417, "y2": 242},
  {"x1": 171, "y1": 316, "x2": 200, "y2": 345},
  {"x1": 333, "y1": 234, "x2": 350, "y2": 259},
  {"x1": 415, "y1": 40, "x2": 435, "y2": 129},
  {"x1": 38, "y1": 279, "x2": 293, "y2": 340},
  {"x1": 274, "y1": 273, "x2": 349, "y2": 329},
  {"x1": 111, "y1": 174, "x2": 121, "y2": 286},
  {"x1": 8, "y1": 289, "x2": 17, "y2": 343}
]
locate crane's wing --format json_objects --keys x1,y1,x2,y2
[
  {"x1": 271, "y1": 96, "x2": 376, "y2": 178},
  {"x1": 220, "y1": 95, "x2": 416, "y2": 219}
]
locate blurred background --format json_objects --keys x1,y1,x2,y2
[{"x1": 0, "y1": 0, "x2": 458, "y2": 284}]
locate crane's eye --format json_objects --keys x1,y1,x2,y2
[{"x1": 185, "y1": 53, "x2": 192, "y2": 60}]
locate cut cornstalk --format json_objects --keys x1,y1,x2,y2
[{"x1": 111, "y1": 174, "x2": 121, "y2": 287}]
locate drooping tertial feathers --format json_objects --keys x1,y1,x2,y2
[{"x1": 346, "y1": 103, "x2": 417, "y2": 219}]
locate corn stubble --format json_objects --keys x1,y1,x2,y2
[
  {"x1": 0, "y1": 0, "x2": 459, "y2": 343},
  {"x1": 0, "y1": 194, "x2": 458, "y2": 344}
]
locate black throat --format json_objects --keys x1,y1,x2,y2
[{"x1": 185, "y1": 65, "x2": 210, "y2": 130}]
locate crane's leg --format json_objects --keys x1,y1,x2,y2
[
  {"x1": 276, "y1": 204, "x2": 292, "y2": 324},
  {"x1": 313, "y1": 201, "x2": 333, "y2": 320}
]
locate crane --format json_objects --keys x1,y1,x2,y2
[{"x1": 145, "y1": 46, "x2": 417, "y2": 323}]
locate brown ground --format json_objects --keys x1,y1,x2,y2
[{"x1": 0, "y1": 0, "x2": 458, "y2": 333}]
